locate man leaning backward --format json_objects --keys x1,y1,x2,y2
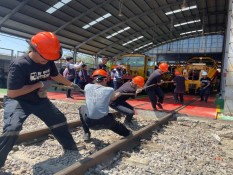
[{"x1": 0, "y1": 32, "x2": 82, "y2": 168}]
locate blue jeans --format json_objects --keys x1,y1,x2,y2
[{"x1": 0, "y1": 97, "x2": 76, "y2": 167}]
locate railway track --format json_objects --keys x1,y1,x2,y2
[
  {"x1": 54, "y1": 97, "x2": 199, "y2": 175},
  {"x1": 1, "y1": 97, "x2": 201, "y2": 174}
]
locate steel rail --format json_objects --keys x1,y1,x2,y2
[{"x1": 55, "y1": 97, "x2": 199, "y2": 175}]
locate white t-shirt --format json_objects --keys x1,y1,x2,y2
[
  {"x1": 85, "y1": 84, "x2": 114, "y2": 119},
  {"x1": 63, "y1": 62, "x2": 83, "y2": 77}
]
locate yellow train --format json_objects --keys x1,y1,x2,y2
[
  {"x1": 176, "y1": 57, "x2": 219, "y2": 93},
  {"x1": 111, "y1": 54, "x2": 156, "y2": 80}
]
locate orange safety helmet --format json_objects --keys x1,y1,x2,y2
[
  {"x1": 29, "y1": 32, "x2": 62, "y2": 61},
  {"x1": 132, "y1": 76, "x2": 145, "y2": 88},
  {"x1": 159, "y1": 63, "x2": 169, "y2": 72},
  {"x1": 175, "y1": 71, "x2": 180, "y2": 76},
  {"x1": 92, "y1": 69, "x2": 108, "y2": 78}
]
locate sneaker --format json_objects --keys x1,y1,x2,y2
[
  {"x1": 157, "y1": 103, "x2": 163, "y2": 109},
  {"x1": 67, "y1": 96, "x2": 74, "y2": 99},
  {"x1": 83, "y1": 133, "x2": 91, "y2": 142}
]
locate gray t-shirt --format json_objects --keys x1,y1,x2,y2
[{"x1": 85, "y1": 84, "x2": 114, "y2": 119}]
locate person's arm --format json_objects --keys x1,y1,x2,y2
[
  {"x1": 69, "y1": 61, "x2": 83, "y2": 69},
  {"x1": 204, "y1": 79, "x2": 211, "y2": 89},
  {"x1": 51, "y1": 74, "x2": 72, "y2": 86},
  {"x1": 7, "y1": 82, "x2": 42, "y2": 98},
  {"x1": 63, "y1": 68, "x2": 68, "y2": 77},
  {"x1": 110, "y1": 92, "x2": 121, "y2": 101}
]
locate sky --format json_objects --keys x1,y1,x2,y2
[
  {"x1": 0, "y1": 32, "x2": 98, "y2": 65},
  {"x1": 0, "y1": 32, "x2": 75, "y2": 57},
  {"x1": 0, "y1": 33, "x2": 29, "y2": 55}
]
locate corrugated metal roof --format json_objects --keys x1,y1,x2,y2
[{"x1": 0, "y1": 0, "x2": 228, "y2": 58}]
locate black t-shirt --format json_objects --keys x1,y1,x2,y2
[
  {"x1": 98, "y1": 63, "x2": 107, "y2": 71},
  {"x1": 7, "y1": 54, "x2": 58, "y2": 102},
  {"x1": 173, "y1": 76, "x2": 185, "y2": 93},
  {"x1": 112, "y1": 81, "x2": 136, "y2": 103},
  {"x1": 200, "y1": 77, "x2": 211, "y2": 89},
  {"x1": 145, "y1": 69, "x2": 162, "y2": 87}
]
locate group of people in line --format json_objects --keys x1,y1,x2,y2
[
  {"x1": 61, "y1": 56, "x2": 127, "y2": 98},
  {"x1": 0, "y1": 31, "x2": 211, "y2": 169}
]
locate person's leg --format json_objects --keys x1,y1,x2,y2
[
  {"x1": 180, "y1": 93, "x2": 184, "y2": 104},
  {"x1": 78, "y1": 105, "x2": 91, "y2": 141},
  {"x1": 110, "y1": 102, "x2": 134, "y2": 122},
  {"x1": 200, "y1": 88, "x2": 204, "y2": 101},
  {"x1": 174, "y1": 92, "x2": 179, "y2": 103},
  {"x1": 145, "y1": 88, "x2": 158, "y2": 110},
  {"x1": 32, "y1": 99, "x2": 77, "y2": 150},
  {"x1": 88, "y1": 114, "x2": 131, "y2": 137},
  {"x1": 100, "y1": 114, "x2": 131, "y2": 137},
  {"x1": 204, "y1": 89, "x2": 210, "y2": 103},
  {"x1": 156, "y1": 87, "x2": 164, "y2": 104},
  {"x1": 155, "y1": 87, "x2": 164, "y2": 109},
  {"x1": 66, "y1": 89, "x2": 71, "y2": 98},
  {"x1": 0, "y1": 98, "x2": 29, "y2": 167}
]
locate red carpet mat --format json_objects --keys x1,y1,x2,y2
[{"x1": 47, "y1": 92, "x2": 216, "y2": 119}]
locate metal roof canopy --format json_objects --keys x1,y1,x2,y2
[{"x1": 0, "y1": 0, "x2": 228, "y2": 58}]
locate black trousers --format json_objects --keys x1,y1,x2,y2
[
  {"x1": 145, "y1": 87, "x2": 164, "y2": 109},
  {"x1": 200, "y1": 88, "x2": 210, "y2": 102},
  {"x1": 110, "y1": 101, "x2": 134, "y2": 122},
  {"x1": 66, "y1": 78, "x2": 74, "y2": 97},
  {"x1": 79, "y1": 105, "x2": 130, "y2": 137},
  {"x1": 174, "y1": 93, "x2": 184, "y2": 103},
  {"x1": 0, "y1": 97, "x2": 76, "y2": 167}
]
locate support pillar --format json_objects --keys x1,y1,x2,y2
[
  {"x1": 94, "y1": 54, "x2": 98, "y2": 68},
  {"x1": 221, "y1": 0, "x2": 233, "y2": 113},
  {"x1": 73, "y1": 48, "x2": 77, "y2": 63}
]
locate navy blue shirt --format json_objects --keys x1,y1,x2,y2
[
  {"x1": 200, "y1": 77, "x2": 211, "y2": 90},
  {"x1": 7, "y1": 54, "x2": 58, "y2": 102},
  {"x1": 145, "y1": 69, "x2": 162, "y2": 87},
  {"x1": 112, "y1": 81, "x2": 136, "y2": 103},
  {"x1": 173, "y1": 76, "x2": 185, "y2": 93}
]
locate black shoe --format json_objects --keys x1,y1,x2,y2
[
  {"x1": 0, "y1": 162, "x2": 4, "y2": 168},
  {"x1": 200, "y1": 99, "x2": 204, "y2": 101},
  {"x1": 153, "y1": 107, "x2": 158, "y2": 111},
  {"x1": 157, "y1": 103, "x2": 163, "y2": 109},
  {"x1": 67, "y1": 96, "x2": 74, "y2": 99},
  {"x1": 83, "y1": 133, "x2": 91, "y2": 142},
  {"x1": 124, "y1": 119, "x2": 133, "y2": 126},
  {"x1": 63, "y1": 145, "x2": 78, "y2": 152}
]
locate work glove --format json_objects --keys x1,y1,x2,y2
[
  {"x1": 37, "y1": 81, "x2": 52, "y2": 98},
  {"x1": 40, "y1": 80, "x2": 53, "y2": 89},
  {"x1": 71, "y1": 83, "x2": 85, "y2": 94},
  {"x1": 136, "y1": 88, "x2": 142, "y2": 94}
]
